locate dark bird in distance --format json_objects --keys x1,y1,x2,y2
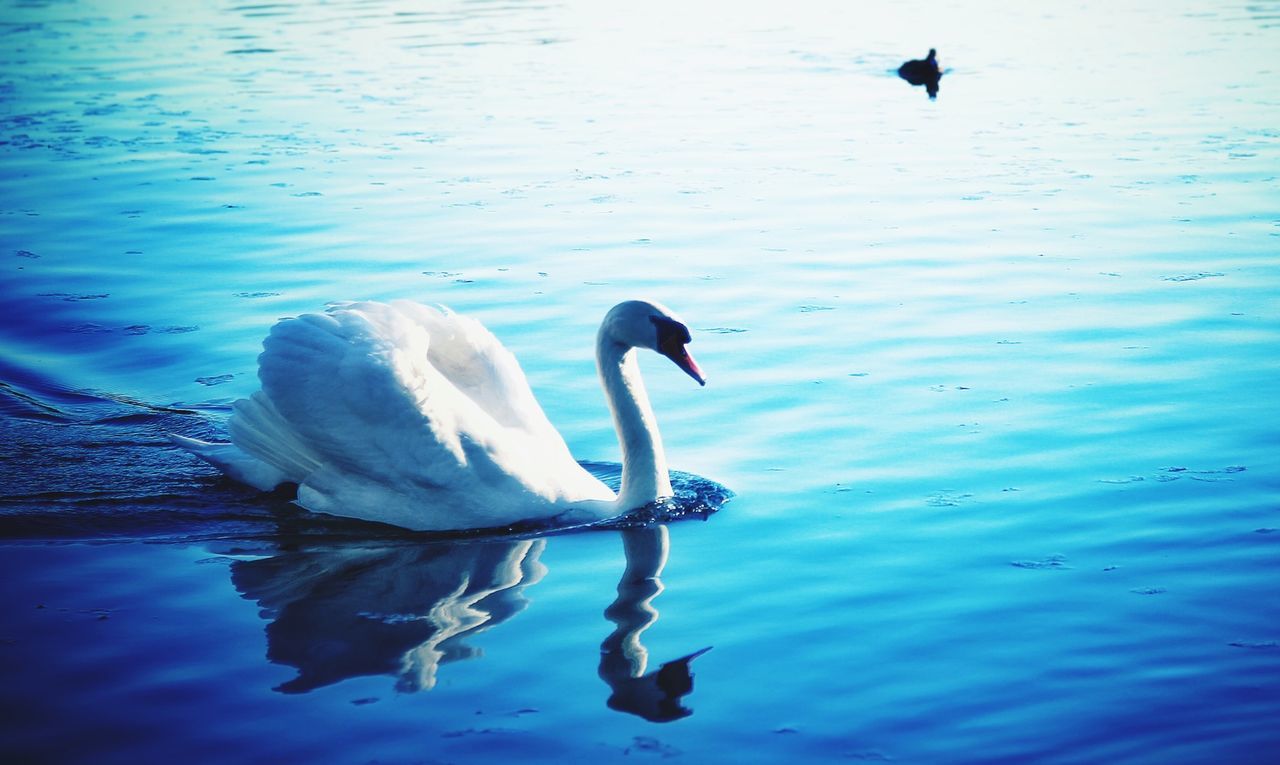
[{"x1": 898, "y1": 48, "x2": 942, "y2": 99}]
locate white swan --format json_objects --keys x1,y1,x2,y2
[{"x1": 172, "y1": 299, "x2": 706, "y2": 531}]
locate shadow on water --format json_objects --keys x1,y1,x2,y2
[
  {"x1": 898, "y1": 48, "x2": 943, "y2": 99},
  {"x1": 227, "y1": 524, "x2": 711, "y2": 721}
]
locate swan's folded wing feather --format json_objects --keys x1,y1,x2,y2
[
  {"x1": 228, "y1": 391, "x2": 323, "y2": 480},
  {"x1": 388, "y1": 300, "x2": 562, "y2": 440},
  {"x1": 246, "y1": 302, "x2": 610, "y2": 529}
]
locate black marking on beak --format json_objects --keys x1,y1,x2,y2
[{"x1": 651, "y1": 316, "x2": 705, "y2": 386}]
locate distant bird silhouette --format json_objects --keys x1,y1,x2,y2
[{"x1": 898, "y1": 48, "x2": 942, "y2": 99}]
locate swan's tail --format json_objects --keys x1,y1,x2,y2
[
  {"x1": 170, "y1": 392, "x2": 322, "y2": 492},
  {"x1": 168, "y1": 433, "x2": 289, "y2": 491}
]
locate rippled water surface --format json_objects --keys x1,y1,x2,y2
[{"x1": 3, "y1": 1, "x2": 1279, "y2": 763}]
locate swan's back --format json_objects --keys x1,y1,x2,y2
[{"x1": 233, "y1": 301, "x2": 612, "y2": 530}]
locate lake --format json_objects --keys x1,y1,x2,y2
[{"x1": 2, "y1": 0, "x2": 1278, "y2": 763}]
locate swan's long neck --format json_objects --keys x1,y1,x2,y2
[{"x1": 597, "y1": 330, "x2": 673, "y2": 509}]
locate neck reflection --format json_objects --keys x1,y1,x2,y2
[{"x1": 599, "y1": 525, "x2": 711, "y2": 723}]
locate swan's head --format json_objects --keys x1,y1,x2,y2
[{"x1": 603, "y1": 300, "x2": 706, "y2": 386}]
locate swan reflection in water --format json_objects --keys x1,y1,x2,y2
[
  {"x1": 230, "y1": 538, "x2": 547, "y2": 693},
  {"x1": 229, "y1": 525, "x2": 709, "y2": 719}
]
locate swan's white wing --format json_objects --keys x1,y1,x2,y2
[
  {"x1": 386, "y1": 300, "x2": 563, "y2": 440},
  {"x1": 240, "y1": 301, "x2": 612, "y2": 530}
]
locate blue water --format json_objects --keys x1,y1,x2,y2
[{"x1": 3, "y1": 0, "x2": 1279, "y2": 762}]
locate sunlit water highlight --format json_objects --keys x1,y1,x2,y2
[{"x1": 2, "y1": 1, "x2": 1278, "y2": 763}]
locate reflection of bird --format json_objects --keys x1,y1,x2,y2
[
  {"x1": 898, "y1": 48, "x2": 943, "y2": 99},
  {"x1": 230, "y1": 523, "x2": 710, "y2": 715},
  {"x1": 173, "y1": 299, "x2": 706, "y2": 531},
  {"x1": 599, "y1": 526, "x2": 711, "y2": 722},
  {"x1": 603, "y1": 645, "x2": 712, "y2": 723},
  {"x1": 231, "y1": 538, "x2": 546, "y2": 693}
]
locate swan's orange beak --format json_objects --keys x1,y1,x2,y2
[{"x1": 661, "y1": 338, "x2": 706, "y2": 386}]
